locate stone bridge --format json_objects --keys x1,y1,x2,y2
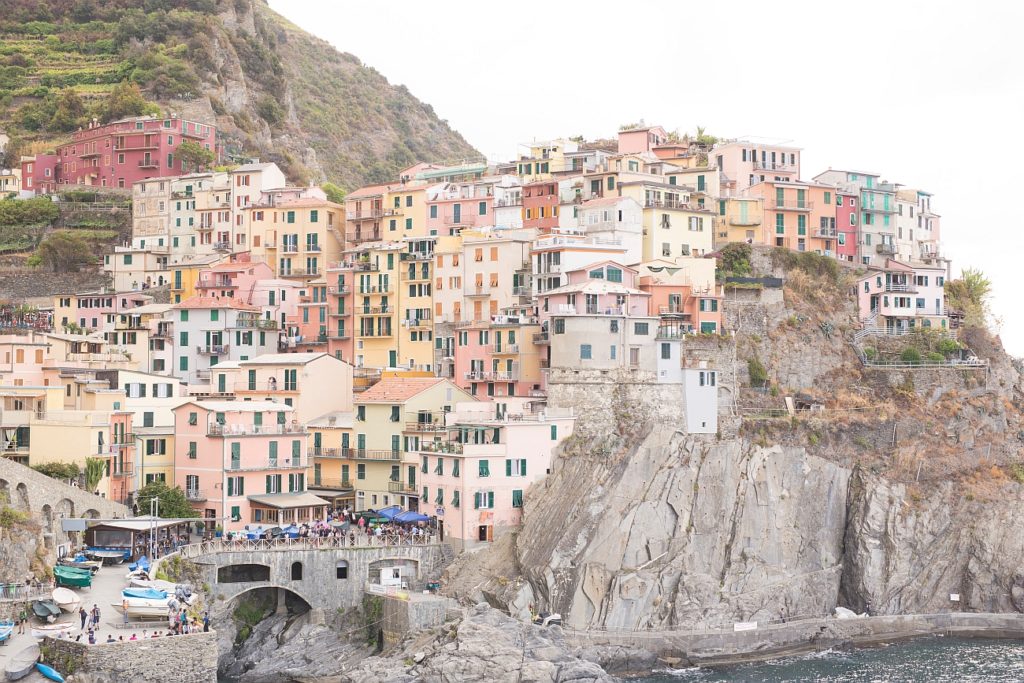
[
  {"x1": 171, "y1": 537, "x2": 447, "y2": 620},
  {"x1": 0, "y1": 456, "x2": 128, "y2": 548}
]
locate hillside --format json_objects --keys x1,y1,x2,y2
[{"x1": 0, "y1": 0, "x2": 479, "y2": 188}]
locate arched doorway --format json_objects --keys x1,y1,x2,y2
[
  {"x1": 14, "y1": 482, "x2": 29, "y2": 511},
  {"x1": 290, "y1": 562, "x2": 303, "y2": 581}
]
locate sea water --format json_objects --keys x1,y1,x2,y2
[{"x1": 637, "y1": 637, "x2": 1024, "y2": 682}]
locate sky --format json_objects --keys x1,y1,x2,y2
[{"x1": 269, "y1": 0, "x2": 1024, "y2": 356}]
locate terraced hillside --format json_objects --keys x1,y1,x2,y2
[{"x1": 0, "y1": 0, "x2": 479, "y2": 188}]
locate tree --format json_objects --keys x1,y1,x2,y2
[
  {"x1": 34, "y1": 231, "x2": 95, "y2": 272},
  {"x1": 694, "y1": 125, "x2": 719, "y2": 146},
  {"x1": 719, "y1": 242, "x2": 753, "y2": 277},
  {"x1": 49, "y1": 88, "x2": 87, "y2": 132},
  {"x1": 945, "y1": 267, "x2": 992, "y2": 329},
  {"x1": 96, "y1": 81, "x2": 151, "y2": 123},
  {"x1": 33, "y1": 462, "x2": 81, "y2": 481},
  {"x1": 84, "y1": 457, "x2": 106, "y2": 493},
  {"x1": 176, "y1": 140, "x2": 215, "y2": 173},
  {"x1": 0, "y1": 197, "x2": 59, "y2": 227},
  {"x1": 135, "y1": 481, "x2": 199, "y2": 519},
  {"x1": 321, "y1": 181, "x2": 346, "y2": 204}
]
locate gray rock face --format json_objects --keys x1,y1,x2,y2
[{"x1": 342, "y1": 604, "x2": 616, "y2": 683}]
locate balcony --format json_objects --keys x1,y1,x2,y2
[
  {"x1": 492, "y1": 344, "x2": 520, "y2": 354},
  {"x1": 327, "y1": 285, "x2": 350, "y2": 295},
  {"x1": 402, "y1": 251, "x2": 433, "y2": 261},
  {"x1": 214, "y1": 241, "x2": 231, "y2": 251},
  {"x1": 357, "y1": 306, "x2": 393, "y2": 315},
  {"x1": 770, "y1": 201, "x2": 813, "y2": 211},
  {"x1": 185, "y1": 489, "x2": 207, "y2": 502},
  {"x1": 110, "y1": 463, "x2": 134, "y2": 477},
  {"x1": 729, "y1": 216, "x2": 761, "y2": 227},
  {"x1": 227, "y1": 458, "x2": 306, "y2": 472},
  {"x1": 357, "y1": 284, "x2": 392, "y2": 294},
  {"x1": 306, "y1": 244, "x2": 322, "y2": 252},
  {"x1": 658, "y1": 306, "x2": 692, "y2": 318},
  {"x1": 328, "y1": 308, "x2": 350, "y2": 318},
  {"x1": 405, "y1": 316, "x2": 431, "y2": 327},
  {"x1": 281, "y1": 244, "x2": 299, "y2": 254},
  {"x1": 208, "y1": 423, "x2": 307, "y2": 436},
  {"x1": 884, "y1": 282, "x2": 917, "y2": 293},
  {"x1": 280, "y1": 268, "x2": 321, "y2": 278},
  {"x1": 138, "y1": 160, "x2": 159, "y2": 169},
  {"x1": 346, "y1": 209, "x2": 383, "y2": 220},
  {"x1": 235, "y1": 381, "x2": 299, "y2": 392},
  {"x1": 464, "y1": 286, "x2": 492, "y2": 297},
  {"x1": 310, "y1": 477, "x2": 351, "y2": 490},
  {"x1": 814, "y1": 228, "x2": 837, "y2": 238},
  {"x1": 513, "y1": 286, "x2": 532, "y2": 298},
  {"x1": 196, "y1": 344, "x2": 229, "y2": 355},
  {"x1": 235, "y1": 317, "x2": 278, "y2": 330},
  {"x1": 464, "y1": 369, "x2": 520, "y2": 382},
  {"x1": 753, "y1": 160, "x2": 798, "y2": 173},
  {"x1": 644, "y1": 199, "x2": 701, "y2": 210},
  {"x1": 388, "y1": 480, "x2": 418, "y2": 494},
  {"x1": 656, "y1": 326, "x2": 689, "y2": 340},
  {"x1": 404, "y1": 422, "x2": 446, "y2": 434},
  {"x1": 350, "y1": 230, "x2": 382, "y2": 243},
  {"x1": 400, "y1": 269, "x2": 431, "y2": 281},
  {"x1": 171, "y1": 191, "x2": 193, "y2": 199},
  {"x1": 351, "y1": 261, "x2": 380, "y2": 272},
  {"x1": 339, "y1": 448, "x2": 402, "y2": 461},
  {"x1": 533, "y1": 332, "x2": 549, "y2": 345},
  {"x1": 876, "y1": 244, "x2": 896, "y2": 256},
  {"x1": 444, "y1": 214, "x2": 473, "y2": 225},
  {"x1": 328, "y1": 329, "x2": 350, "y2": 340},
  {"x1": 112, "y1": 432, "x2": 136, "y2": 446},
  {"x1": 862, "y1": 204, "x2": 897, "y2": 214}
]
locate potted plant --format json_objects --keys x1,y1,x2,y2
[{"x1": 214, "y1": 523, "x2": 223, "y2": 538}]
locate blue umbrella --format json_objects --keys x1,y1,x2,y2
[
  {"x1": 376, "y1": 505, "x2": 403, "y2": 521},
  {"x1": 395, "y1": 511, "x2": 429, "y2": 524}
]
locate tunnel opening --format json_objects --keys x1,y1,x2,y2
[{"x1": 218, "y1": 563, "x2": 271, "y2": 583}]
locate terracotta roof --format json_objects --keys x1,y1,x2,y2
[
  {"x1": 274, "y1": 198, "x2": 343, "y2": 209},
  {"x1": 580, "y1": 196, "x2": 631, "y2": 209},
  {"x1": 357, "y1": 377, "x2": 445, "y2": 403},
  {"x1": 173, "y1": 296, "x2": 258, "y2": 311},
  {"x1": 346, "y1": 184, "x2": 391, "y2": 199}
]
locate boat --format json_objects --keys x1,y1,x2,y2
[
  {"x1": 127, "y1": 556, "x2": 150, "y2": 573},
  {"x1": 110, "y1": 600, "x2": 177, "y2": 619},
  {"x1": 53, "y1": 566, "x2": 92, "y2": 588},
  {"x1": 51, "y1": 588, "x2": 81, "y2": 614},
  {"x1": 35, "y1": 664, "x2": 65, "y2": 683},
  {"x1": 29, "y1": 622, "x2": 74, "y2": 639},
  {"x1": 4, "y1": 643, "x2": 39, "y2": 681},
  {"x1": 31, "y1": 600, "x2": 60, "y2": 623},
  {"x1": 84, "y1": 547, "x2": 129, "y2": 564},
  {"x1": 122, "y1": 587, "x2": 167, "y2": 600},
  {"x1": 0, "y1": 620, "x2": 14, "y2": 644},
  {"x1": 128, "y1": 578, "x2": 179, "y2": 592},
  {"x1": 57, "y1": 557, "x2": 100, "y2": 574}
]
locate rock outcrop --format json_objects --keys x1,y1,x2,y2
[{"x1": 341, "y1": 603, "x2": 615, "y2": 683}]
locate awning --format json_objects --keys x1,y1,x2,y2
[
  {"x1": 395, "y1": 511, "x2": 429, "y2": 523},
  {"x1": 247, "y1": 493, "x2": 331, "y2": 509}
]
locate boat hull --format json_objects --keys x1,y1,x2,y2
[
  {"x1": 35, "y1": 664, "x2": 65, "y2": 683},
  {"x1": 110, "y1": 602, "x2": 174, "y2": 619},
  {"x1": 4, "y1": 644, "x2": 39, "y2": 681},
  {"x1": 0, "y1": 621, "x2": 14, "y2": 643},
  {"x1": 51, "y1": 588, "x2": 81, "y2": 614},
  {"x1": 29, "y1": 623, "x2": 74, "y2": 639}
]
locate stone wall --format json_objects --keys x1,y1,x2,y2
[
  {"x1": 41, "y1": 631, "x2": 218, "y2": 683},
  {"x1": 0, "y1": 456, "x2": 128, "y2": 553},
  {"x1": 723, "y1": 286, "x2": 786, "y2": 337}
]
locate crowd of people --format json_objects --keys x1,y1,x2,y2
[{"x1": 217, "y1": 505, "x2": 438, "y2": 546}]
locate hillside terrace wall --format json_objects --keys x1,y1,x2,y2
[{"x1": 42, "y1": 631, "x2": 217, "y2": 683}]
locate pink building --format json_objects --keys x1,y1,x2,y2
[
  {"x1": 712, "y1": 141, "x2": 802, "y2": 196},
  {"x1": 537, "y1": 261, "x2": 650, "y2": 331},
  {"x1": 418, "y1": 398, "x2": 574, "y2": 549},
  {"x1": 449, "y1": 313, "x2": 543, "y2": 400},
  {"x1": 426, "y1": 183, "x2": 494, "y2": 235},
  {"x1": 281, "y1": 282, "x2": 329, "y2": 352},
  {"x1": 617, "y1": 126, "x2": 668, "y2": 154},
  {"x1": 835, "y1": 190, "x2": 859, "y2": 262},
  {"x1": 194, "y1": 258, "x2": 273, "y2": 299},
  {"x1": 856, "y1": 259, "x2": 948, "y2": 333},
  {"x1": 19, "y1": 154, "x2": 59, "y2": 194},
  {"x1": 173, "y1": 400, "x2": 325, "y2": 531},
  {"x1": 33, "y1": 115, "x2": 217, "y2": 191}
]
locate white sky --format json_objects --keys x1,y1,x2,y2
[{"x1": 269, "y1": 0, "x2": 1024, "y2": 355}]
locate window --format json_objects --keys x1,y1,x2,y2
[
  {"x1": 775, "y1": 213, "x2": 784, "y2": 234},
  {"x1": 512, "y1": 489, "x2": 524, "y2": 508},
  {"x1": 478, "y1": 201, "x2": 486, "y2": 215},
  {"x1": 187, "y1": 441, "x2": 197, "y2": 459},
  {"x1": 634, "y1": 322, "x2": 649, "y2": 335},
  {"x1": 390, "y1": 405, "x2": 400, "y2": 422},
  {"x1": 661, "y1": 343, "x2": 671, "y2": 360},
  {"x1": 474, "y1": 491, "x2": 495, "y2": 509},
  {"x1": 478, "y1": 459, "x2": 490, "y2": 477},
  {"x1": 429, "y1": 205, "x2": 437, "y2": 218},
  {"x1": 310, "y1": 209, "x2": 318, "y2": 223},
  {"x1": 336, "y1": 561, "x2": 349, "y2": 579},
  {"x1": 506, "y1": 459, "x2": 527, "y2": 476},
  {"x1": 356, "y1": 405, "x2": 365, "y2": 421},
  {"x1": 553, "y1": 318, "x2": 565, "y2": 334},
  {"x1": 580, "y1": 344, "x2": 592, "y2": 360}
]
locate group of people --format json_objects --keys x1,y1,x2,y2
[{"x1": 167, "y1": 606, "x2": 209, "y2": 635}]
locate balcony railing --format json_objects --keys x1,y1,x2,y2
[
  {"x1": 281, "y1": 244, "x2": 299, "y2": 254},
  {"x1": 876, "y1": 244, "x2": 896, "y2": 255},
  {"x1": 214, "y1": 241, "x2": 231, "y2": 251},
  {"x1": 280, "y1": 268, "x2": 321, "y2": 277},
  {"x1": 327, "y1": 285, "x2": 350, "y2": 294},
  {"x1": 358, "y1": 285, "x2": 392, "y2": 294},
  {"x1": 235, "y1": 381, "x2": 299, "y2": 392},
  {"x1": 112, "y1": 432, "x2": 136, "y2": 446},
  {"x1": 464, "y1": 369, "x2": 520, "y2": 382},
  {"x1": 310, "y1": 477, "x2": 351, "y2": 490},
  {"x1": 388, "y1": 480, "x2": 417, "y2": 494},
  {"x1": 728, "y1": 216, "x2": 761, "y2": 227},
  {"x1": 405, "y1": 317, "x2": 431, "y2": 327},
  {"x1": 419, "y1": 441, "x2": 464, "y2": 454},
  {"x1": 328, "y1": 329, "x2": 350, "y2": 339},
  {"x1": 814, "y1": 228, "x2": 837, "y2": 238},
  {"x1": 533, "y1": 332, "x2": 549, "y2": 345},
  {"x1": 513, "y1": 286, "x2": 532, "y2": 298},
  {"x1": 196, "y1": 344, "x2": 229, "y2": 355},
  {"x1": 444, "y1": 214, "x2": 473, "y2": 225},
  {"x1": 350, "y1": 230, "x2": 382, "y2": 243},
  {"x1": 884, "y1": 282, "x2": 916, "y2": 293},
  {"x1": 357, "y1": 306, "x2": 392, "y2": 315},
  {"x1": 346, "y1": 209, "x2": 383, "y2": 220},
  {"x1": 770, "y1": 201, "x2": 813, "y2": 211},
  {"x1": 185, "y1": 489, "x2": 206, "y2": 502},
  {"x1": 657, "y1": 306, "x2": 691, "y2": 318},
  {"x1": 753, "y1": 160, "x2": 798, "y2": 172},
  {"x1": 208, "y1": 423, "x2": 307, "y2": 436},
  {"x1": 306, "y1": 244, "x2": 322, "y2": 252},
  {"x1": 492, "y1": 344, "x2": 520, "y2": 354},
  {"x1": 234, "y1": 317, "x2": 279, "y2": 330},
  {"x1": 464, "y1": 286, "x2": 492, "y2": 297},
  {"x1": 404, "y1": 422, "x2": 446, "y2": 433},
  {"x1": 138, "y1": 160, "x2": 158, "y2": 169},
  {"x1": 227, "y1": 458, "x2": 306, "y2": 472}
]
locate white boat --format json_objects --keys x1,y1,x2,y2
[
  {"x1": 4, "y1": 643, "x2": 39, "y2": 681},
  {"x1": 128, "y1": 578, "x2": 180, "y2": 592},
  {"x1": 111, "y1": 596, "x2": 194, "y2": 619},
  {"x1": 51, "y1": 588, "x2": 81, "y2": 614},
  {"x1": 30, "y1": 622, "x2": 75, "y2": 639}
]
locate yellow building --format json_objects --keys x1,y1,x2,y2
[
  {"x1": 170, "y1": 254, "x2": 225, "y2": 304},
  {"x1": 249, "y1": 198, "x2": 345, "y2": 283},
  {"x1": 714, "y1": 197, "x2": 765, "y2": 247},
  {"x1": 136, "y1": 426, "x2": 175, "y2": 487},
  {"x1": 343, "y1": 377, "x2": 474, "y2": 511},
  {"x1": 616, "y1": 181, "x2": 717, "y2": 260},
  {"x1": 516, "y1": 139, "x2": 576, "y2": 181},
  {"x1": 306, "y1": 410, "x2": 355, "y2": 506}
]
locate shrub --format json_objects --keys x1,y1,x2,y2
[
  {"x1": 863, "y1": 347, "x2": 877, "y2": 360},
  {"x1": 926, "y1": 352, "x2": 945, "y2": 362},
  {"x1": 937, "y1": 338, "x2": 961, "y2": 356},
  {"x1": 900, "y1": 347, "x2": 922, "y2": 364},
  {"x1": 748, "y1": 357, "x2": 768, "y2": 387}
]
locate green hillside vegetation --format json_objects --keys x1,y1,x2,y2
[{"x1": 0, "y1": 0, "x2": 479, "y2": 189}]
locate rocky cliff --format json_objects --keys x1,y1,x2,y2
[{"x1": 443, "y1": 249, "x2": 1024, "y2": 631}]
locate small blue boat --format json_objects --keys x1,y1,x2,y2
[
  {"x1": 0, "y1": 619, "x2": 14, "y2": 643},
  {"x1": 122, "y1": 587, "x2": 167, "y2": 600},
  {"x1": 128, "y1": 556, "x2": 150, "y2": 573},
  {"x1": 35, "y1": 662, "x2": 65, "y2": 682}
]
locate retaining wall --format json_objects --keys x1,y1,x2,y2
[{"x1": 42, "y1": 631, "x2": 217, "y2": 683}]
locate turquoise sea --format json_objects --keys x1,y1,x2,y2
[{"x1": 636, "y1": 637, "x2": 1024, "y2": 682}]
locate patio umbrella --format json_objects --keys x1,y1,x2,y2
[
  {"x1": 395, "y1": 511, "x2": 429, "y2": 524},
  {"x1": 376, "y1": 505, "x2": 403, "y2": 521}
]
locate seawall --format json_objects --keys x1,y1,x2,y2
[
  {"x1": 568, "y1": 612, "x2": 1024, "y2": 671},
  {"x1": 41, "y1": 631, "x2": 218, "y2": 683}
]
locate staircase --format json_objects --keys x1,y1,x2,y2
[
  {"x1": 424, "y1": 542, "x2": 457, "y2": 582},
  {"x1": 853, "y1": 310, "x2": 881, "y2": 345}
]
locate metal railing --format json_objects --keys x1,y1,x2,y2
[
  {"x1": 185, "y1": 489, "x2": 206, "y2": 501},
  {"x1": 208, "y1": 423, "x2": 307, "y2": 436},
  {"x1": 404, "y1": 422, "x2": 446, "y2": 433},
  {"x1": 0, "y1": 583, "x2": 53, "y2": 602},
  {"x1": 234, "y1": 318, "x2": 279, "y2": 330},
  {"x1": 235, "y1": 381, "x2": 298, "y2": 392},
  {"x1": 176, "y1": 535, "x2": 440, "y2": 559},
  {"x1": 196, "y1": 344, "x2": 229, "y2": 355},
  {"x1": 753, "y1": 160, "x2": 798, "y2": 172},
  {"x1": 388, "y1": 480, "x2": 417, "y2": 494},
  {"x1": 770, "y1": 200, "x2": 813, "y2": 211},
  {"x1": 227, "y1": 458, "x2": 306, "y2": 471}
]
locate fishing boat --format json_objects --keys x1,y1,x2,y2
[
  {"x1": 57, "y1": 556, "x2": 100, "y2": 574},
  {"x1": 127, "y1": 556, "x2": 150, "y2": 573},
  {"x1": 128, "y1": 578, "x2": 179, "y2": 592},
  {"x1": 4, "y1": 643, "x2": 39, "y2": 681},
  {"x1": 84, "y1": 547, "x2": 129, "y2": 564},
  {"x1": 29, "y1": 622, "x2": 74, "y2": 639},
  {"x1": 0, "y1": 620, "x2": 14, "y2": 644},
  {"x1": 122, "y1": 587, "x2": 168, "y2": 600},
  {"x1": 53, "y1": 566, "x2": 92, "y2": 589},
  {"x1": 35, "y1": 664, "x2": 65, "y2": 683},
  {"x1": 51, "y1": 588, "x2": 81, "y2": 614},
  {"x1": 31, "y1": 600, "x2": 60, "y2": 623}
]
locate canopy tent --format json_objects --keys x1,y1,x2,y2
[
  {"x1": 394, "y1": 511, "x2": 429, "y2": 524},
  {"x1": 375, "y1": 505, "x2": 403, "y2": 521}
]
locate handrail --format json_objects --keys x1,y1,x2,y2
[{"x1": 177, "y1": 534, "x2": 440, "y2": 558}]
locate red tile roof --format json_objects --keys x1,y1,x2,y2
[
  {"x1": 357, "y1": 377, "x2": 445, "y2": 403},
  {"x1": 173, "y1": 296, "x2": 258, "y2": 311}
]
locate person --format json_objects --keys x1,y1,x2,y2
[
  {"x1": 79, "y1": 606, "x2": 88, "y2": 630},
  {"x1": 118, "y1": 635, "x2": 124, "y2": 642},
  {"x1": 91, "y1": 603, "x2": 100, "y2": 627},
  {"x1": 203, "y1": 611, "x2": 210, "y2": 632},
  {"x1": 106, "y1": 634, "x2": 115, "y2": 643},
  {"x1": 88, "y1": 628, "x2": 96, "y2": 645},
  {"x1": 129, "y1": 633, "x2": 137, "y2": 641},
  {"x1": 17, "y1": 607, "x2": 26, "y2": 634},
  {"x1": 123, "y1": 598, "x2": 130, "y2": 625}
]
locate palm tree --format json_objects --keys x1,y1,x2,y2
[{"x1": 84, "y1": 457, "x2": 106, "y2": 493}]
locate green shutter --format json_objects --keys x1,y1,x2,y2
[
  {"x1": 474, "y1": 492, "x2": 481, "y2": 509},
  {"x1": 266, "y1": 475, "x2": 272, "y2": 493},
  {"x1": 227, "y1": 478, "x2": 234, "y2": 496},
  {"x1": 505, "y1": 459, "x2": 512, "y2": 476},
  {"x1": 488, "y1": 492, "x2": 494, "y2": 508},
  {"x1": 550, "y1": 425, "x2": 557, "y2": 440}
]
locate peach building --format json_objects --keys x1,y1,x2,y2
[
  {"x1": 173, "y1": 400, "x2": 324, "y2": 531},
  {"x1": 744, "y1": 181, "x2": 837, "y2": 255},
  {"x1": 418, "y1": 398, "x2": 574, "y2": 549},
  {"x1": 712, "y1": 141, "x2": 802, "y2": 196}
]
